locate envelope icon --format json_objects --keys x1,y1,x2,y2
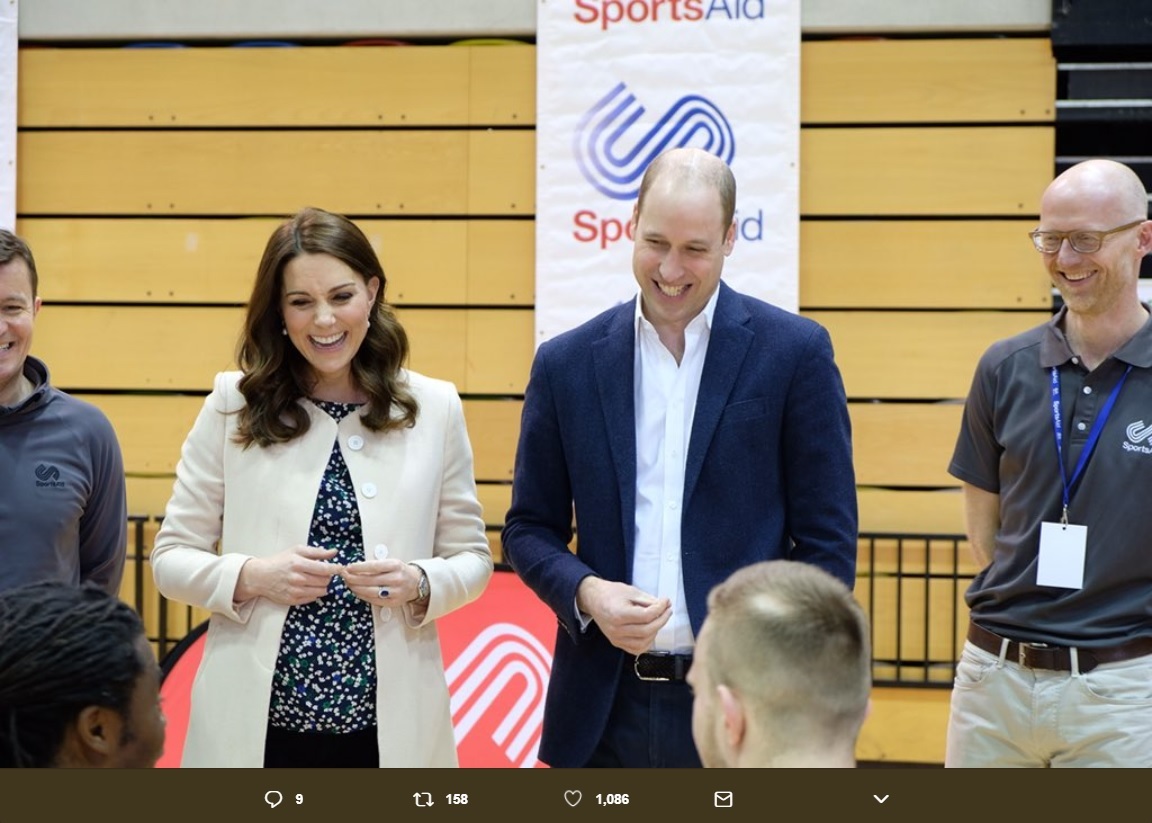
[{"x1": 714, "y1": 791, "x2": 734, "y2": 808}]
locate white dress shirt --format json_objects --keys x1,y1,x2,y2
[{"x1": 632, "y1": 287, "x2": 719, "y2": 652}]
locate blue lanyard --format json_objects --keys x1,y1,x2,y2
[{"x1": 1050, "y1": 364, "x2": 1132, "y2": 523}]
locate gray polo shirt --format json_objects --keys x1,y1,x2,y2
[{"x1": 950, "y1": 306, "x2": 1152, "y2": 647}]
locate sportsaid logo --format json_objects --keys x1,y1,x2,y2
[
  {"x1": 35, "y1": 463, "x2": 65, "y2": 488},
  {"x1": 574, "y1": 81, "x2": 735, "y2": 201},
  {"x1": 1123, "y1": 420, "x2": 1152, "y2": 454},
  {"x1": 446, "y1": 623, "x2": 552, "y2": 768},
  {"x1": 571, "y1": 82, "x2": 762, "y2": 249},
  {"x1": 574, "y1": 0, "x2": 766, "y2": 31}
]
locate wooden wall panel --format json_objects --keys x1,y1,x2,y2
[
  {"x1": 802, "y1": 38, "x2": 1054, "y2": 123},
  {"x1": 857, "y1": 687, "x2": 950, "y2": 764},
  {"x1": 801, "y1": 127, "x2": 1054, "y2": 216},
  {"x1": 466, "y1": 221, "x2": 535, "y2": 305},
  {"x1": 17, "y1": 131, "x2": 533, "y2": 216},
  {"x1": 467, "y1": 130, "x2": 536, "y2": 215},
  {"x1": 462, "y1": 399, "x2": 521, "y2": 481},
  {"x1": 35, "y1": 306, "x2": 530, "y2": 394},
  {"x1": 476, "y1": 484, "x2": 513, "y2": 529},
  {"x1": 21, "y1": 218, "x2": 274, "y2": 304},
  {"x1": 851, "y1": 402, "x2": 963, "y2": 487},
  {"x1": 464, "y1": 309, "x2": 534, "y2": 394},
  {"x1": 857, "y1": 489, "x2": 966, "y2": 535},
  {"x1": 19, "y1": 40, "x2": 1050, "y2": 128},
  {"x1": 800, "y1": 221, "x2": 1051, "y2": 309},
  {"x1": 33, "y1": 306, "x2": 241, "y2": 391},
  {"x1": 469, "y1": 45, "x2": 536, "y2": 125},
  {"x1": 18, "y1": 217, "x2": 532, "y2": 306},
  {"x1": 19, "y1": 126, "x2": 1051, "y2": 219},
  {"x1": 19, "y1": 47, "x2": 474, "y2": 127},
  {"x1": 810, "y1": 311, "x2": 1049, "y2": 399},
  {"x1": 126, "y1": 476, "x2": 180, "y2": 517},
  {"x1": 78, "y1": 394, "x2": 202, "y2": 475}
]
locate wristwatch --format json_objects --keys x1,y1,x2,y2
[{"x1": 411, "y1": 564, "x2": 430, "y2": 605}]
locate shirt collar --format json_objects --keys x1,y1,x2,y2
[
  {"x1": 633, "y1": 283, "x2": 721, "y2": 336},
  {"x1": 1040, "y1": 304, "x2": 1152, "y2": 369}
]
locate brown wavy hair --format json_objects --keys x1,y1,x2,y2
[{"x1": 234, "y1": 207, "x2": 418, "y2": 447}]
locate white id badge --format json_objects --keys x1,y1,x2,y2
[{"x1": 1037, "y1": 521, "x2": 1087, "y2": 589}]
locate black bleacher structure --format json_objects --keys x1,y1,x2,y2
[{"x1": 1051, "y1": 0, "x2": 1152, "y2": 282}]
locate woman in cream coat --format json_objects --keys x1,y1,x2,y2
[{"x1": 153, "y1": 208, "x2": 491, "y2": 768}]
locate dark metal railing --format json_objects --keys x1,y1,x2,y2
[{"x1": 858, "y1": 531, "x2": 975, "y2": 688}]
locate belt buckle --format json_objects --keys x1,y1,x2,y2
[
  {"x1": 634, "y1": 652, "x2": 671, "y2": 682},
  {"x1": 1018, "y1": 642, "x2": 1050, "y2": 668}
]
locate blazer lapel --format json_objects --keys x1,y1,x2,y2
[
  {"x1": 684, "y1": 283, "x2": 753, "y2": 505},
  {"x1": 592, "y1": 301, "x2": 638, "y2": 560}
]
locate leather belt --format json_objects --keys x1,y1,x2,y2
[
  {"x1": 967, "y1": 622, "x2": 1152, "y2": 674},
  {"x1": 634, "y1": 652, "x2": 693, "y2": 682}
]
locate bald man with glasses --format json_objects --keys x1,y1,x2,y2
[{"x1": 947, "y1": 159, "x2": 1152, "y2": 767}]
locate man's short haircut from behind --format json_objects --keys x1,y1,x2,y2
[
  {"x1": 702, "y1": 560, "x2": 871, "y2": 742},
  {"x1": 0, "y1": 582, "x2": 145, "y2": 767},
  {"x1": 0, "y1": 228, "x2": 39, "y2": 298}
]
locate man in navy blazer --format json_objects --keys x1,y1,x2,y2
[{"x1": 503, "y1": 148, "x2": 857, "y2": 767}]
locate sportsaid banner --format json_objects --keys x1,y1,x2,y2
[
  {"x1": 158, "y1": 570, "x2": 557, "y2": 768},
  {"x1": 0, "y1": 0, "x2": 15, "y2": 230},
  {"x1": 535, "y1": 0, "x2": 801, "y2": 343}
]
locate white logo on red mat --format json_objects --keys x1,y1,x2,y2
[{"x1": 446, "y1": 623, "x2": 553, "y2": 768}]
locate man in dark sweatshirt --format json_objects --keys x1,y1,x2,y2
[{"x1": 0, "y1": 228, "x2": 126, "y2": 594}]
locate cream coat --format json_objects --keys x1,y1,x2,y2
[{"x1": 152, "y1": 371, "x2": 492, "y2": 767}]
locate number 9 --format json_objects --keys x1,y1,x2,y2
[{"x1": 296, "y1": 794, "x2": 304, "y2": 805}]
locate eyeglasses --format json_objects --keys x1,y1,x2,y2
[{"x1": 1029, "y1": 219, "x2": 1145, "y2": 254}]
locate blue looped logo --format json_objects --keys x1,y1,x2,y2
[
  {"x1": 574, "y1": 82, "x2": 736, "y2": 201},
  {"x1": 35, "y1": 464, "x2": 61, "y2": 482}
]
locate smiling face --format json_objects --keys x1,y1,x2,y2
[
  {"x1": 1039, "y1": 161, "x2": 1151, "y2": 321},
  {"x1": 0, "y1": 258, "x2": 41, "y2": 406},
  {"x1": 631, "y1": 178, "x2": 735, "y2": 347},
  {"x1": 281, "y1": 253, "x2": 380, "y2": 401}
]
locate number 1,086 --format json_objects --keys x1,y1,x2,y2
[{"x1": 596, "y1": 794, "x2": 630, "y2": 805}]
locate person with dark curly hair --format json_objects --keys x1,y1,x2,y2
[
  {"x1": 153, "y1": 207, "x2": 491, "y2": 768},
  {"x1": 0, "y1": 582, "x2": 165, "y2": 768}
]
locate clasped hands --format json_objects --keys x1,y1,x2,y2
[{"x1": 235, "y1": 544, "x2": 421, "y2": 607}]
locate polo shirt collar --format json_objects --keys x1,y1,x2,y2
[{"x1": 1040, "y1": 304, "x2": 1152, "y2": 369}]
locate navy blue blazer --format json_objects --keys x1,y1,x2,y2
[{"x1": 502, "y1": 281, "x2": 857, "y2": 767}]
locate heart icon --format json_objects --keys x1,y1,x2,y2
[{"x1": 564, "y1": 790, "x2": 582, "y2": 807}]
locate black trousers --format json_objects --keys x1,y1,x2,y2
[
  {"x1": 584, "y1": 669, "x2": 702, "y2": 768},
  {"x1": 263, "y1": 723, "x2": 379, "y2": 768}
]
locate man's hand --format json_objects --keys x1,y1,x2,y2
[{"x1": 577, "y1": 577, "x2": 672, "y2": 655}]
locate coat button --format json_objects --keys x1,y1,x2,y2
[
  {"x1": 374, "y1": 544, "x2": 389, "y2": 560},
  {"x1": 379, "y1": 607, "x2": 393, "y2": 622},
  {"x1": 347, "y1": 435, "x2": 365, "y2": 451},
  {"x1": 361, "y1": 482, "x2": 378, "y2": 498}
]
